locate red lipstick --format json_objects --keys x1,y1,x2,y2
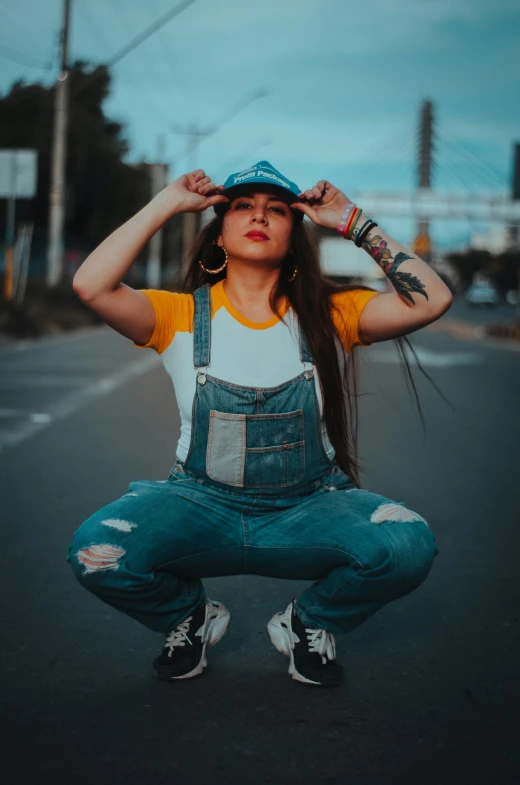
[{"x1": 245, "y1": 231, "x2": 269, "y2": 240}]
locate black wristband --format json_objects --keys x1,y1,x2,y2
[{"x1": 355, "y1": 221, "x2": 378, "y2": 247}]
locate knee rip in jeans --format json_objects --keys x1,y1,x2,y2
[
  {"x1": 76, "y1": 543, "x2": 126, "y2": 574},
  {"x1": 370, "y1": 502, "x2": 429, "y2": 529},
  {"x1": 100, "y1": 518, "x2": 137, "y2": 533}
]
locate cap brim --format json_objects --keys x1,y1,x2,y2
[
  {"x1": 222, "y1": 182, "x2": 301, "y2": 203},
  {"x1": 214, "y1": 182, "x2": 304, "y2": 220}
]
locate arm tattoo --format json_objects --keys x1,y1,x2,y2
[{"x1": 361, "y1": 233, "x2": 428, "y2": 304}]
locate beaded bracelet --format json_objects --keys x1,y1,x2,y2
[
  {"x1": 355, "y1": 221, "x2": 378, "y2": 247},
  {"x1": 337, "y1": 202, "x2": 356, "y2": 234}
]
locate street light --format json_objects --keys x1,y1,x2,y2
[
  {"x1": 169, "y1": 88, "x2": 270, "y2": 268},
  {"x1": 170, "y1": 88, "x2": 270, "y2": 170}
]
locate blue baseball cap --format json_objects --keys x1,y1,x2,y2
[
  {"x1": 221, "y1": 160, "x2": 301, "y2": 200},
  {"x1": 214, "y1": 160, "x2": 303, "y2": 219}
]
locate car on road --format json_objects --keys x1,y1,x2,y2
[{"x1": 464, "y1": 280, "x2": 500, "y2": 308}]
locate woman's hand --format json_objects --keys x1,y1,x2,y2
[
  {"x1": 290, "y1": 180, "x2": 353, "y2": 230},
  {"x1": 155, "y1": 169, "x2": 230, "y2": 217}
]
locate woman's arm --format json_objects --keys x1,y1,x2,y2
[
  {"x1": 292, "y1": 182, "x2": 453, "y2": 345},
  {"x1": 72, "y1": 194, "x2": 178, "y2": 301},
  {"x1": 351, "y1": 214, "x2": 453, "y2": 345},
  {"x1": 72, "y1": 170, "x2": 228, "y2": 346},
  {"x1": 352, "y1": 217, "x2": 450, "y2": 309}
]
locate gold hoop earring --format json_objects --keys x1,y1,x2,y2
[
  {"x1": 199, "y1": 242, "x2": 228, "y2": 274},
  {"x1": 287, "y1": 266, "x2": 298, "y2": 282},
  {"x1": 284, "y1": 248, "x2": 298, "y2": 283}
]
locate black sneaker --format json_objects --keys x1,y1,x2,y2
[
  {"x1": 153, "y1": 599, "x2": 230, "y2": 680},
  {"x1": 267, "y1": 599, "x2": 342, "y2": 687}
]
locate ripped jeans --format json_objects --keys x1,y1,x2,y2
[{"x1": 67, "y1": 461, "x2": 439, "y2": 635}]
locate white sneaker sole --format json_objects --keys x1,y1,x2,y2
[
  {"x1": 267, "y1": 612, "x2": 321, "y2": 686},
  {"x1": 162, "y1": 600, "x2": 231, "y2": 681}
]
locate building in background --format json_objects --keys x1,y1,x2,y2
[{"x1": 470, "y1": 226, "x2": 511, "y2": 254}]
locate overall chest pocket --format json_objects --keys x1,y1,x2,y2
[{"x1": 206, "y1": 409, "x2": 305, "y2": 488}]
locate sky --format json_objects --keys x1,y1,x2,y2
[{"x1": 0, "y1": 0, "x2": 519, "y2": 250}]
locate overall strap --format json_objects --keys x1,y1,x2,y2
[
  {"x1": 193, "y1": 284, "x2": 212, "y2": 369},
  {"x1": 299, "y1": 322, "x2": 313, "y2": 364}
]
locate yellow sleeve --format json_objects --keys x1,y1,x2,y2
[
  {"x1": 330, "y1": 288, "x2": 381, "y2": 353},
  {"x1": 133, "y1": 290, "x2": 194, "y2": 354}
]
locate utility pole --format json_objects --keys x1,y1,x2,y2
[
  {"x1": 414, "y1": 100, "x2": 433, "y2": 263},
  {"x1": 509, "y1": 143, "x2": 520, "y2": 248},
  {"x1": 146, "y1": 134, "x2": 168, "y2": 288},
  {"x1": 171, "y1": 89, "x2": 269, "y2": 272},
  {"x1": 510, "y1": 142, "x2": 520, "y2": 319},
  {"x1": 46, "y1": 0, "x2": 71, "y2": 288},
  {"x1": 174, "y1": 126, "x2": 205, "y2": 270},
  {"x1": 169, "y1": 125, "x2": 213, "y2": 268}
]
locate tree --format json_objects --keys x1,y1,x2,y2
[
  {"x1": 0, "y1": 61, "x2": 150, "y2": 250},
  {"x1": 446, "y1": 248, "x2": 520, "y2": 295}
]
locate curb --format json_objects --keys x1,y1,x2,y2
[
  {"x1": 485, "y1": 322, "x2": 520, "y2": 341},
  {"x1": 0, "y1": 324, "x2": 108, "y2": 355},
  {"x1": 426, "y1": 318, "x2": 520, "y2": 352}
]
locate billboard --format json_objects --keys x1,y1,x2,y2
[{"x1": 0, "y1": 149, "x2": 38, "y2": 198}]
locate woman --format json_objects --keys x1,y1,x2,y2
[{"x1": 68, "y1": 160, "x2": 451, "y2": 688}]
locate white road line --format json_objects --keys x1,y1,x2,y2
[
  {"x1": 0, "y1": 409, "x2": 52, "y2": 421},
  {"x1": 0, "y1": 374, "x2": 109, "y2": 389},
  {"x1": 0, "y1": 354, "x2": 159, "y2": 453},
  {"x1": 0, "y1": 325, "x2": 108, "y2": 355},
  {"x1": 368, "y1": 346, "x2": 483, "y2": 368}
]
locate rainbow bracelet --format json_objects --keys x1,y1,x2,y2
[
  {"x1": 346, "y1": 208, "x2": 363, "y2": 240},
  {"x1": 343, "y1": 207, "x2": 361, "y2": 239}
]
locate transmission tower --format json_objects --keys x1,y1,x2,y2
[{"x1": 413, "y1": 100, "x2": 433, "y2": 262}]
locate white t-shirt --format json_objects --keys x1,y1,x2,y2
[{"x1": 134, "y1": 279, "x2": 379, "y2": 461}]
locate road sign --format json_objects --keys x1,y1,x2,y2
[{"x1": 0, "y1": 149, "x2": 38, "y2": 199}]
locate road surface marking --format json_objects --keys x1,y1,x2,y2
[
  {"x1": 0, "y1": 354, "x2": 159, "y2": 454},
  {"x1": 368, "y1": 346, "x2": 482, "y2": 368}
]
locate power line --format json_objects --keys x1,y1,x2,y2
[
  {"x1": 172, "y1": 88, "x2": 270, "y2": 138},
  {"x1": 146, "y1": 0, "x2": 186, "y2": 92},
  {"x1": 106, "y1": 0, "x2": 197, "y2": 68},
  {"x1": 72, "y1": 0, "x2": 198, "y2": 99},
  {"x1": 0, "y1": 40, "x2": 52, "y2": 69},
  {"x1": 170, "y1": 88, "x2": 270, "y2": 171},
  {"x1": 0, "y1": 2, "x2": 54, "y2": 66},
  {"x1": 71, "y1": 1, "x2": 179, "y2": 133},
  {"x1": 77, "y1": 0, "x2": 114, "y2": 57}
]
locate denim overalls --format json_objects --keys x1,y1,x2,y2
[
  {"x1": 68, "y1": 284, "x2": 440, "y2": 635},
  {"x1": 178, "y1": 283, "x2": 332, "y2": 494}
]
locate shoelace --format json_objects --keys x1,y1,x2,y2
[
  {"x1": 164, "y1": 603, "x2": 215, "y2": 656},
  {"x1": 165, "y1": 617, "x2": 194, "y2": 654},
  {"x1": 306, "y1": 627, "x2": 336, "y2": 664}
]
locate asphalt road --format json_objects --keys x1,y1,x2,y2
[
  {"x1": 446, "y1": 296, "x2": 519, "y2": 326},
  {"x1": 0, "y1": 317, "x2": 519, "y2": 785}
]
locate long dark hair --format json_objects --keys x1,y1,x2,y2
[{"x1": 183, "y1": 209, "x2": 449, "y2": 488}]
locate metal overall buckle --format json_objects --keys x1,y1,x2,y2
[
  {"x1": 303, "y1": 361, "x2": 314, "y2": 380},
  {"x1": 197, "y1": 365, "x2": 210, "y2": 385}
]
